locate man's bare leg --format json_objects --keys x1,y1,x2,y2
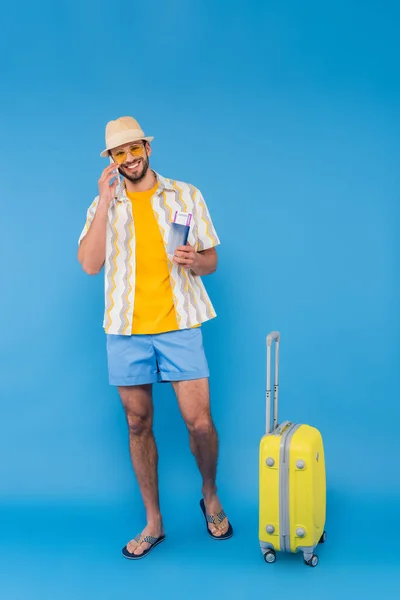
[
  {"x1": 118, "y1": 384, "x2": 164, "y2": 555},
  {"x1": 172, "y1": 378, "x2": 230, "y2": 537}
]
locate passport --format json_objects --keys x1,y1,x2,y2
[{"x1": 166, "y1": 211, "x2": 192, "y2": 255}]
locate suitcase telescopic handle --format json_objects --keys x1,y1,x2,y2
[{"x1": 266, "y1": 331, "x2": 280, "y2": 434}]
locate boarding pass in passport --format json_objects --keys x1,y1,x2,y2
[{"x1": 166, "y1": 211, "x2": 193, "y2": 255}]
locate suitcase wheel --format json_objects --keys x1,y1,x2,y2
[
  {"x1": 319, "y1": 531, "x2": 327, "y2": 544},
  {"x1": 263, "y1": 550, "x2": 276, "y2": 564},
  {"x1": 304, "y1": 554, "x2": 319, "y2": 567}
]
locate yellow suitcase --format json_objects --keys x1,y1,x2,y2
[{"x1": 259, "y1": 331, "x2": 327, "y2": 567}]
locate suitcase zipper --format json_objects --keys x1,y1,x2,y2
[{"x1": 279, "y1": 423, "x2": 301, "y2": 553}]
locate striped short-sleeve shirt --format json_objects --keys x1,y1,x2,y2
[{"x1": 78, "y1": 172, "x2": 220, "y2": 335}]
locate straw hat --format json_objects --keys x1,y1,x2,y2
[{"x1": 100, "y1": 116, "x2": 154, "y2": 157}]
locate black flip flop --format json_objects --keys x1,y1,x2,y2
[
  {"x1": 200, "y1": 498, "x2": 233, "y2": 540},
  {"x1": 122, "y1": 534, "x2": 166, "y2": 560}
]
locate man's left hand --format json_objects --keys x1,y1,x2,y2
[{"x1": 173, "y1": 244, "x2": 199, "y2": 270}]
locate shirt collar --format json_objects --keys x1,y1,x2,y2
[
  {"x1": 155, "y1": 172, "x2": 175, "y2": 192},
  {"x1": 115, "y1": 171, "x2": 175, "y2": 202}
]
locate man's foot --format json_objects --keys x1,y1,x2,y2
[
  {"x1": 125, "y1": 521, "x2": 165, "y2": 557},
  {"x1": 202, "y1": 495, "x2": 232, "y2": 538}
]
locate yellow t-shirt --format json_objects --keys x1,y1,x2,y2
[{"x1": 127, "y1": 183, "x2": 179, "y2": 334}]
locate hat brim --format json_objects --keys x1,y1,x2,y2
[{"x1": 100, "y1": 136, "x2": 154, "y2": 157}]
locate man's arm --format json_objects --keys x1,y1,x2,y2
[
  {"x1": 78, "y1": 203, "x2": 108, "y2": 275},
  {"x1": 78, "y1": 163, "x2": 119, "y2": 275},
  {"x1": 193, "y1": 247, "x2": 218, "y2": 276},
  {"x1": 173, "y1": 245, "x2": 218, "y2": 276}
]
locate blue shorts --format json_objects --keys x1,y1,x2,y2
[{"x1": 106, "y1": 328, "x2": 209, "y2": 386}]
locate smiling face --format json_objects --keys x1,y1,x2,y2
[{"x1": 110, "y1": 140, "x2": 151, "y2": 183}]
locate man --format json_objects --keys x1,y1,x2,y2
[{"x1": 77, "y1": 116, "x2": 233, "y2": 560}]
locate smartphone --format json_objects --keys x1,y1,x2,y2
[{"x1": 109, "y1": 156, "x2": 122, "y2": 188}]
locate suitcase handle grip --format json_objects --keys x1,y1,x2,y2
[
  {"x1": 267, "y1": 331, "x2": 280, "y2": 346},
  {"x1": 266, "y1": 331, "x2": 280, "y2": 434}
]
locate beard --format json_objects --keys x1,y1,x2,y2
[{"x1": 118, "y1": 153, "x2": 150, "y2": 183}]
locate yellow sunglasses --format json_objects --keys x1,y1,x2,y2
[{"x1": 111, "y1": 143, "x2": 145, "y2": 164}]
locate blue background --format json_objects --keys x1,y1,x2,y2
[{"x1": 1, "y1": 0, "x2": 399, "y2": 597}]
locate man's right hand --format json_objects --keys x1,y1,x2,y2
[{"x1": 98, "y1": 162, "x2": 120, "y2": 205}]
